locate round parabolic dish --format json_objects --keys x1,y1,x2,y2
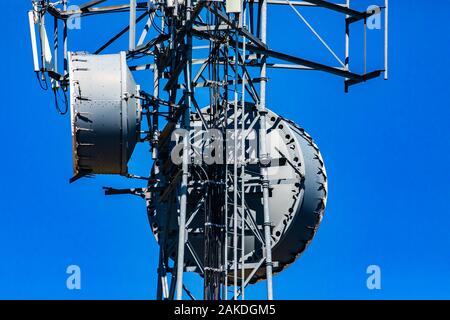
[{"x1": 149, "y1": 106, "x2": 328, "y2": 284}]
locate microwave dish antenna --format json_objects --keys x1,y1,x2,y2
[{"x1": 28, "y1": 0, "x2": 388, "y2": 300}]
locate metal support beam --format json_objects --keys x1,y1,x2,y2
[
  {"x1": 303, "y1": 0, "x2": 367, "y2": 20},
  {"x1": 345, "y1": 0, "x2": 350, "y2": 72},
  {"x1": 176, "y1": 0, "x2": 194, "y2": 301},
  {"x1": 63, "y1": 0, "x2": 68, "y2": 77},
  {"x1": 246, "y1": 43, "x2": 366, "y2": 81},
  {"x1": 53, "y1": 16, "x2": 59, "y2": 89},
  {"x1": 345, "y1": 70, "x2": 382, "y2": 92},
  {"x1": 129, "y1": 0, "x2": 136, "y2": 51},
  {"x1": 39, "y1": 12, "x2": 46, "y2": 72},
  {"x1": 94, "y1": 11, "x2": 148, "y2": 54},
  {"x1": 258, "y1": 0, "x2": 274, "y2": 301},
  {"x1": 192, "y1": 29, "x2": 380, "y2": 83},
  {"x1": 233, "y1": 18, "x2": 240, "y2": 300},
  {"x1": 240, "y1": 8, "x2": 247, "y2": 300},
  {"x1": 208, "y1": 6, "x2": 267, "y2": 50},
  {"x1": 79, "y1": 0, "x2": 107, "y2": 12},
  {"x1": 384, "y1": 0, "x2": 389, "y2": 80}
]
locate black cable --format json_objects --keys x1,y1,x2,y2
[
  {"x1": 151, "y1": 14, "x2": 164, "y2": 34},
  {"x1": 36, "y1": 72, "x2": 49, "y2": 91},
  {"x1": 53, "y1": 87, "x2": 69, "y2": 115}
]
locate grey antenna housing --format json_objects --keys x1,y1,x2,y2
[
  {"x1": 150, "y1": 107, "x2": 328, "y2": 283},
  {"x1": 69, "y1": 52, "x2": 141, "y2": 181}
]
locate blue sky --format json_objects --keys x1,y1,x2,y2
[{"x1": 0, "y1": 1, "x2": 449, "y2": 300}]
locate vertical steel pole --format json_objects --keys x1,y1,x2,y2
[
  {"x1": 176, "y1": 0, "x2": 193, "y2": 301},
  {"x1": 223, "y1": 22, "x2": 230, "y2": 300},
  {"x1": 154, "y1": 51, "x2": 167, "y2": 300},
  {"x1": 364, "y1": 18, "x2": 367, "y2": 75},
  {"x1": 63, "y1": 0, "x2": 68, "y2": 77},
  {"x1": 39, "y1": 13, "x2": 46, "y2": 73},
  {"x1": 152, "y1": 62, "x2": 160, "y2": 160},
  {"x1": 345, "y1": 0, "x2": 350, "y2": 72},
  {"x1": 384, "y1": 0, "x2": 389, "y2": 80},
  {"x1": 157, "y1": 249, "x2": 169, "y2": 300},
  {"x1": 224, "y1": 112, "x2": 229, "y2": 301},
  {"x1": 259, "y1": 0, "x2": 274, "y2": 301},
  {"x1": 53, "y1": 16, "x2": 59, "y2": 89},
  {"x1": 168, "y1": 14, "x2": 177, "y2": 115},
  {"x1": 175, "y1": 70, "x2": 189, "y2": 301},
  {"x1": 156, "y1": 255, "x2": 163, "y2": 300},
  {"x1": 240, "y1": 6, "x2": 247, "y2": 301},
  {"x1": 224, "y1": 151, "x2": 229, "y2": 300},
  {"x1": 233, "y1": 17, "x2": 239, "y2": 300},
  {"x1": 129, "y1": 0, "x2": 136, "y2": 51}
]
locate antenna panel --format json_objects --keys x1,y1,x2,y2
[{"x1": 69, "y1": 52, "x2": 141, "y2": 178}]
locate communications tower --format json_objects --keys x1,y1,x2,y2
[{"x1": 28, "y1": 0, "x2": 389, "y2": 300}]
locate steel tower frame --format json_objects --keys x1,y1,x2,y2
[{"x1": 29, "y1": 0, "x2": 389, "y2": 300}]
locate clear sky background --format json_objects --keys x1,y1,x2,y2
[{"x1": 0, "y1": 1, "x2": 449, "y2": 300}]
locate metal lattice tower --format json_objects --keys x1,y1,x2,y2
[{"x1": 28, "y1": 0, "x2": 389, "y2": 300}]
